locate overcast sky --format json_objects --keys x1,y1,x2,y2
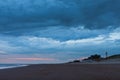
[{"x1": 0, "y1": 0, "x2": 120, "y2": 64}]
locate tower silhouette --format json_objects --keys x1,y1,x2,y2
[{"x1": 105, "y1": 51, "x2": 108, "y2": 59}]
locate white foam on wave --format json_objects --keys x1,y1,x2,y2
[{"x1": 0, "y1": 65, "x2": 28, "y2": 69}]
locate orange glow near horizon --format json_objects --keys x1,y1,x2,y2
[{"x1": 14, "y1": 58, "x2": 55, "y2": 61}]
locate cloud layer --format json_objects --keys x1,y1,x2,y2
[
  {"x1": 0, "y1": 0, "x2": 120, "y2": 34},
  {"x1": 0, "y1": 0, "x2": 120, "y2": 63},
  {"x1": 0, "y1": 28, "x2": 120, "y2": 63}
]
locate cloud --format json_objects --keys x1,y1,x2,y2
[
  {"x1": 108, "y1": 32, "x2": 120, "y2": 41},
  {"x1": 0, "y1": 0, "x2": 120, "y2": 34},
  {"x1": 0, "y1": 51, "x2": 7, "y2": 55},
  {"x1": 14, "y1": 58, "x2": 55, "y2": 61},
  {"x1": 0, "y1": 0, "x2": 120, "y2": 63},
  {"x1": 0, "y1": 28, "x2": 120, "y2": 55},
  {"x1": 0, "y1": 27, "x2": 120, "y2": 63},
  {"x1": 29, "y1": 26, "x2": 111, "y2": 41},
  {"x1": 0, "y1": 40, "x2": 22, "y2": 54},
  {"x1": 0, "y1": 26, "x2": 111, "y2": 41},
  {"x1": 0, "y1": 54, "x2": 58, "y2": 63},
  {"x1": 64, "y1": 35, "x2": 105, "y2": 45}
]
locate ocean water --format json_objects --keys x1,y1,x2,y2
[{"x1": 0, "y1": 64, "x2": 27, "y2": 69}]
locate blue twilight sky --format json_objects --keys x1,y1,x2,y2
[{"x1": 0, "y1": 0, "x2": 120, "y2": 64}]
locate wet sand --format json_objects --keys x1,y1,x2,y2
[{"x1": 0, "y1": 63, "x2": 120, "y2": 80}]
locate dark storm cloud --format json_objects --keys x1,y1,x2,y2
[{"x1": 0, "y1": 0, "x2": 120, "y2": 33}]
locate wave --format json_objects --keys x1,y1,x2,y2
[{"x1": 0, "y1": 64, "x2": 28, "y2": 69}]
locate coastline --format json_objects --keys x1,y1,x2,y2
[
  {"x1": 0, "y1": 63, "x2": 120, "y2": 80},
  {"x1": 0, "y1": 64, "x2": 28, "y2": 70}
]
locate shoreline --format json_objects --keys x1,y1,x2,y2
[{"x1": 0, "y1": 64, "x2": 28, "y2": 70}]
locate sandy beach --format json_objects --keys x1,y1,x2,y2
[{"x1": 0, "y1": 63, "x2": 120, "y2": 80}]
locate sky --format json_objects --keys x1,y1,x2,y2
[{"x1": 0, "y1": 0, "x2": 120, "y2": 64}]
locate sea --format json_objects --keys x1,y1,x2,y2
[{"x1": 0, "y1": 64, "x2": 28, "y2": 69}]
